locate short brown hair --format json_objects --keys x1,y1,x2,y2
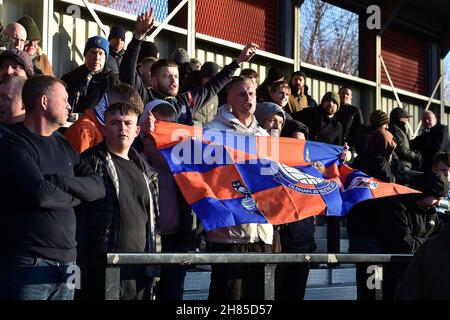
[
  {"x1": 22, "y1": 75, "x2": 65, "y2": 113},
  {"x1": 109, "y1": 83, "x2": 144, "y2": 114},
  {"x1": 240, "y1": 68, "x2": 259, "y2": 82},
  {"x1": 150, "y1": 59, "x2": 178, "y2": 78},
  {"x1": 270, "y1": 80, "x2": 290, "y2": 93},
  {"x1": 105, "y1": 101, "x2": 141, "y2": 118}
]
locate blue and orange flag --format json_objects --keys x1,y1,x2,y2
[{"x1": 151, "y1": 122, "x2": 417, "y2": 232}]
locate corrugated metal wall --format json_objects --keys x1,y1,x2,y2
[
  {"x1": 381, "y1": 27, "x2": 427, "y2": 95},
  {"x1": 195, "y1": 0, "x2": 278, "y2": 54}
]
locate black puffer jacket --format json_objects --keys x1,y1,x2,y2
[
  {"x1": 388, "y1": 121, "x2": 422, "y2": 171},
  {"x1": 61, "y1": 64, "x2": 120, "y2": 114},
  {"x1": 78, "y1": 142, "x2": 159, "y2": 256}
]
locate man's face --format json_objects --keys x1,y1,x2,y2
[
  {"x1": 339, "y1": 88, "x2": 352, "y2": 106},
  {"x1": 228, "y1": 80, "x2": 257, "y2": 120},
  {"x1": 422, "y1": 112, "x2": 437, "y2": 130},
  {"x1": 44, "y1": 82, "x2": 71, "y2": 127},
  {"x1": 322, "y1": 99, "x2": 338, "y2": 116},
  {"x1": 24, "y1": 40, "x2": 39, "y2": 56},
  {"x1": 152, "y1": 66, "x2": 179, "y2": 97},
  {"x1": 6, "y1": 28, "x2": 27, "y2": 50},
  {"x1": 0, "y1": 82, "x2": 24, "y2": 124},
  {"x1": 432, "y1": 161, "x2": 450, "y2": 178},
  {"x1": 104, "y1": 113, "x2": 140, "y2": 152},
  {"x1": 138, "y1": 62, "x2": 154, "y2": 88},
  {"x1": 262, "y1": 113, "x2": 284, "y2": 137},
  {"x1": 290, "y1": 75, "x2": 305, "y2": 93},
  {"x1": 417, "y1": 196, "x2": 441, "y2": 210},
  {"x1": 109, "y1": 38, "x2": 125, "y2": 52},
  {"x1": 269, "y1": 87, "x2": 289, "y2": 107},
  {"x1": 0, "y1": 57, "x2": 27, "y2": 82},
  {"x1": 399, "y1": 117, "x2": 409, "y2": 125},
  {"x1": 85, "y1": 48, "x2": 106, "y2": 73}
]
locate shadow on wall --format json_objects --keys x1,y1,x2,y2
[{"x1": 52, "y1": 12, "x2": 84, "y2": 78}]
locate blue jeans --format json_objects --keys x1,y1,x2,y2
[{"x1": 0, "y1": 255, "x2": 76, "y2": 300}]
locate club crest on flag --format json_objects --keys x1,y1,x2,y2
[
  {"x1": 232, "y1": 181, "x2": 257, "y2": 211},
  {"x1": 347, "y1": 176, "x2": 379, "y2": 190},
  {"x1": 273, "y1": 163, "x2": 338, "y2": 195}
]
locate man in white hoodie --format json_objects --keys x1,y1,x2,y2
[{"x1": 205, "y1": 76, "x2": 273, "y2": 300}]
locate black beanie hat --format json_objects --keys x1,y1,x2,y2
[
  {"x1": 17, "y1": 15, "x2": 41, "y2": 41},
  {"x1": 138, "y1": 41, "x2": 160, "y2": 64},
  {"x1": 411, "y1": 171, "x2": 449, "y2": 198}
]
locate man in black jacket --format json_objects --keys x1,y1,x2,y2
[
  {"x1": 61, "y1": 35, "x2": 120, "y2": 116},
  {"x1": 292, "y1": 91, "x2": 343, "y2": 146},
  {"x1": 335, "y1": 85, "x2": 363, "y2": 151},
  {"x1": 120, "y1": 7, "x2": 258, "y2": 125},
  {"x1": 388, "y1": 107, "x2": 422, "y2": 182},
  {"x1": 347, "y1": 171, "x2": 448, "y2": 300},
  {"x1": 411, "y1": 110, "x2": 450, "y2": 172},
  {"x1": 0, "y1": 76, "x2": 105, "y2": 300},
  {"x1": 79, "y1": 102, "x2": 159, "y2": 300}
]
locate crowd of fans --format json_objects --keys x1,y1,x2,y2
[{"x1": 0, "y1": 7, "x2": 450, "y2": 301}]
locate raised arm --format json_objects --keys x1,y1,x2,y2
[
  {"x1": 187, "y1": 43, "x2": 260, "y2": 114},
  {"x1": 119, "y1": 7, "x2": 155, "y2": 104}
]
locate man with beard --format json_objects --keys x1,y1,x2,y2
[
  {"x1": 285, "y1": 71, "x2": 317, "y2": 114},
  {"x1": 119, "y1": 7, "x2": 258, "y2": 125},
  {"x1": 292, "y1": 91, "x2": 343, "y2": 146}
]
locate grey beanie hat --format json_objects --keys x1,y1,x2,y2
[{"x1": 254, "y1": 102, "x2": 286, "y2": 129}]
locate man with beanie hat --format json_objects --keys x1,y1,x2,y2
[
  {"x1": 254, "y1": 101, "x2": 286, "y2": 137},
  {"x1": 137, "y1": 41, "x2": 160, "y2": 62},
  {"x1": 105, "y1": 25, "x2": 126, "y2": 75},
  {"x1": 388, "y1": 107, "x2": 422, "y2": 183},
  {"x1": 292, "y1": 91, "x2": 343, "y2": 145},
  {"x1": 370, "y1": 109, "x2": 389, "y2": 129},
  {"x1": 347, "y1": 170, "x2": 448, "y2": 300},
  {"x1": 16, "y1": 15, "x2": 54, "y2": 76},
  {"x1": 62, "y1": 35, "x2": 119, "y2": 116},
  {"x1": 0, "y1": 48, "x2": 34, "y2": 82}
]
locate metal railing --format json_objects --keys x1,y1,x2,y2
[{"x1": 105, "y1": 253, "x2": 412, "y2": 300}]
